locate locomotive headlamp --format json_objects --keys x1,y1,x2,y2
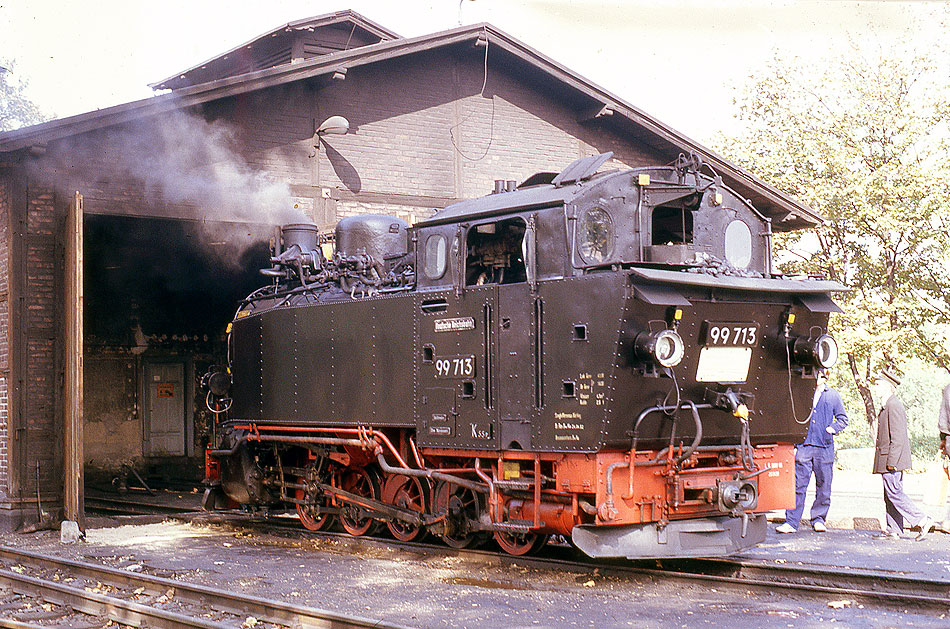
[
  {"x1": 635, "y1": 329, "x2": 685, "y2": 368},
  {"x1": 200, "y1": 366, "x2": 232, "y2": 397},
  {"x1": 791, "y1": 333, "x2": 839, "y2": 369}
]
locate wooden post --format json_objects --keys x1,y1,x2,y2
[{"x1": 64, "y1": 191, "x2": 84, "y2": 528}]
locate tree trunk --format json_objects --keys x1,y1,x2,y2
[{"x1": 848, "y1": 353, "x2": 876, "y2": 425}]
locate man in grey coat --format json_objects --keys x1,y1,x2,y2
[{"x1": 873, "y1": 370, "x2": 934, "y2": 540}]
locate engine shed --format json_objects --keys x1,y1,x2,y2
[{"x1": 0, "y1": 10, "x2": 820, "y2": 530}]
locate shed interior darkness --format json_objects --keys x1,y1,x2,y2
[
  {"x1": 84, "y1": 215, "x2": 271, "y2": 343},
  {"x1": 82, "y1": 214, "x2": 272, "y2": 490}
]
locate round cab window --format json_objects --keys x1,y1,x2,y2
[
  {"x1": 424, "y1": 234, "x2": 447, "y2": 279},
  {"x1": 724, "y1": 220, "x2": 752, "y2": 269},
  {"x1": 578, "y1": 208, "x2": 613, "y2": 264}
]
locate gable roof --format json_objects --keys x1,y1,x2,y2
[
  {"x1": 0, "y1": 20, "x2": 821, "y2": 230},
  {"x1": 150, "y1": 10, "x2": 399, "y2": 91}
]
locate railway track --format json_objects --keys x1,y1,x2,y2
[
  {"x1": 183, "y1": 511, "x2": 950, "y2": 616},
  {"x1": 0, "y1": 545, "x2": 406, "y2": 628},
  {"x1": 82, "y1": 498, "x2": 950, "y2": 618},
  {"x1": 85, "y1": 495, "x2": 201, "y2": 516}
]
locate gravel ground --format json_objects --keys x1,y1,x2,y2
[{"x1": 1, "y1": 518, "x2": 947, "y2": 628}]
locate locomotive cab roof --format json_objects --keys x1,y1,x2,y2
[
  {"x1": 417, "y1": 152, "x2": 792, "y2": 232},
  {"x1": 413, "y1": 153, "x2": 847, "y2": 295},
  {"x1": 417, "y1": 153, "x2": 620, "y2": 228}
]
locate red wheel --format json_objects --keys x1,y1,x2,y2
[
  {"x1": 338, "y1": 467, "x2": 381, "y2": 536},
  {"x1": 384, "y1": 475, "x2": 429, "y2": 542},
  {"x1": 494, "y1": 531, "x2": 549, "y2": 556},
  {"x1": 295, "y1": 476, "x2": 332, "y2": 532}
]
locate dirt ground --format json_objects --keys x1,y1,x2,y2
[{"x1": 1, "y1": 516, "x2": 947, "y2": 629}]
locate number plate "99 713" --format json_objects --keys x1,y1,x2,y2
[
  {"x1": 434, "y1": 355, "x2": 476, "y2": 379},
  {"x1": 702, "y1": 322, "x2": 760, "y2": 347}
]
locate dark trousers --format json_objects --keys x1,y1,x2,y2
[
  {"x1": 785, "y1": 444, "x2": 834, "y2": 529},
  {"x1": 881, "y1": 470, "x2": 926, "y2": 534}
]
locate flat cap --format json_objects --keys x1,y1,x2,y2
[{"x1": 875, "y1": 369, "x2": 901, "y2": 387}]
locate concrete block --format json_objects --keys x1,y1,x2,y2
[
  {"x1": 60, "y1": 520, "x2": 81, "y2": 544},
  {"x1": 853, "y1": 517, "x2": 881, "y2": 531}
]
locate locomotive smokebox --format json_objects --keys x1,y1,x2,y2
[
  {"x1": 335, "y1": 214, "x2": 409, "y2": 264},
  {"x1": 281, "y1": 223, "x2": 319, "y2": 254}
]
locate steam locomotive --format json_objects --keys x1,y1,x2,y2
[{"x1": 202, "y1": 152, "x2": 844, "y2": 558}]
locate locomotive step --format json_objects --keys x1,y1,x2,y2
[
  {"x1": 493, "y1": 479, "x2": 537, "y2": 491},
  {"x1": 491, "y1": 520, "x2": 534, "y2": 534}
]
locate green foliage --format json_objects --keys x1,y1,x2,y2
[
  {"x1": 0, "y1": 59, "x2": 48, "y2": 131},
  {"x1": 716, "y1": 28, "x2": 950, "y2": 425}
]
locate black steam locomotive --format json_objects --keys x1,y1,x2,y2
[{"x1": 202, "y1": 152, "x2": 843, "y2": 558}]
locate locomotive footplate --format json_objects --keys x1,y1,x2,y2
[{"x1": 571, "y1": 514, "x2": 767, "y2": 559}]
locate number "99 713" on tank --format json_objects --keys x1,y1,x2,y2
[
  {"x1": 434, "y1": 355, "x2": 476, "y2": 378},
  {"x1": 703, "y1": 322, "x2": 760, "y2": 347}
]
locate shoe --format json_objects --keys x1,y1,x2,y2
[
  {"x1": 776, "y1": 523, "x2": 796, "y2": 534},
  {"x1": 812, "y1": 520, "x2": 827, "y2": 532},
  {"x1": 873, "y1": 531, "x2": 900, "y2": 540},
  {"x1": 916, "y1": 516, "x2": 935, "y2": 541}
]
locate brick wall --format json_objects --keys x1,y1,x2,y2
[
  {"x1": 24, "y1": 185, "x2": 62, "y2": 505},
  {"x1": 232, "y1": 50, "x2": 659, "y2": 228}
]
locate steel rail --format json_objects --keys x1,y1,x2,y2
[
  {"x1": 0, "y1": 617, "x2": 44, "y2": 629},
  {"x1": 0, "y1": 566, "x2": 221, "y2": 628},
  {"x1": 0, "y1": 546, "x2": 406, "y2": 628},
  {"x1": 84, "y1": 495, "x2": 200, "y2": 516},
  {"x1": 504, "y1": 551, "x2": 950, "y2": 615},
  {"x1": 651, "y1": 556, "x2": 950, "y2": 602}
]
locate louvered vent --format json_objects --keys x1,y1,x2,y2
[{"x1": 254, "y1": 47, "x2": 292, "y2": 71}]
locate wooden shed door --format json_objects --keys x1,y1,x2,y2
[{"x1": 144, "y1": 363, "x2": 185, "y2": 456}]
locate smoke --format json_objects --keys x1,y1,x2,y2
[
  {"x1": 127, "y1": 109, "x2": 305, "y2": 225},
  {"x1": 33, "y1": 107, "x2": 310, "y2": 262}
]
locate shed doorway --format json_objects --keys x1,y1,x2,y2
[{"x1": 82, "y1": 213, "x2": 272, "y2": 491}]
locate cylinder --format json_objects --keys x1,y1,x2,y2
[{"x1": 504, "y1": 498, "x2": 578, "y2": 536}]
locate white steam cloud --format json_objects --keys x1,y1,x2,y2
[{"x1": 34, "y1": 108, "x2": 311, "y2": 262}]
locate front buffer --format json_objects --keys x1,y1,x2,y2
[{"x1": 572, "y1": 514, "x2": 767, "y2": 559}]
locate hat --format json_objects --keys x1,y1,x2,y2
[{"x1": 875, "y1": 369, "x2": 901, "y2": 387}]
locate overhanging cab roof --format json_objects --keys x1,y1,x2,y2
[{"x1": 0, "y1": 19, "x2": 822, "y2": 231}]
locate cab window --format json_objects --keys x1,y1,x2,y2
[
  {"x1": 424, "y1": 234, "x2": 447, "y2": 279},
  {"x1": 465, "y1": 218, "x2": 526, "y2": 286}
]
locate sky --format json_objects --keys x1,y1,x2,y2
[{"x1": 0, "y1": 0, "x2": 945, "y2": 145}]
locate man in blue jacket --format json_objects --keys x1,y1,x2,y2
[{"x1": 777, "y1": 368, "x2": 849, "y2": 533}]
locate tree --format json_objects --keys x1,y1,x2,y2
[
  {"x1": 0, "y1": 59, "x2": 48, "y2": 131},
  {"x1": 716, "y1": 38, "x2": 950, "y2": 426}
]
